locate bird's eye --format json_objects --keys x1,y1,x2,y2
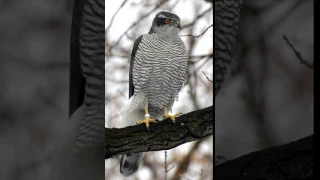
[{"x1": 165, "y1": 18, "x2": 171, "y2": 24}]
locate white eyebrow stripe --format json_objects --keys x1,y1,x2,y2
[{"x1": 158, "y1": 14, "x2": 167, "y2": 18}]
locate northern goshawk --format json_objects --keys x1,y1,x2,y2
[{"x1": 120, "y1": 11, "x2": 188, "y2": 176}]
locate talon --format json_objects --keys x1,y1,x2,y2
[
  {"x1": 164, "y1": 113, "x2": 180, "y2": 122},
  {"x1": 137, "y1": 117, "x2": 157, "y2": 129},
  {"x1": 163, "y1": 105, "x2": 180, "y2": 123}
]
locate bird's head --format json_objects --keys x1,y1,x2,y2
[{"x1": 149, "y1": 11, "x2": 181, "y2": 36}]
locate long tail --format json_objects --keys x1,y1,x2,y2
[
  {"x1": 120, "y1": 152, "x2": 143, "y2": 176},
  {"x1": 120, "y1": 96, "x2": 144, "y2": 176}
]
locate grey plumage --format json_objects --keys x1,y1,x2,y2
[
  {"x1": 76, "y1": 0, "x2": 105, "y2": 149},
  {"x1": 215, "y1": 0, "x2": 242, "y2": 97},
  {"x1": 214, "y1": 0, "x2": 243, "y2": 165},
  {"x1": 50, "y1": 0, "x2": 105, "y2": 179},
  {"x1": 120, "y1": 152, "x2": 143, "y2": 176},
  {"x1": 120, "y1": 11, "x2": 188, "y2": 176}
]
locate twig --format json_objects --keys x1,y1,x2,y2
[
  {"x1": 180, "y1": 7, "x2": 213, "y2": 29},
  {"x1": 165, "y1": 151, "x2": 168, "y2": 180},
  {"x1": 179, "y1": 175, "x2": 192, "y2": 180},
  {"x1": 196, "y1": 57, "x2": 212, "y2": 72},
  {"x1": 105, "y1": 77, "x2": 128, "y2": 83},
  {"x1": 186, "y1": 22, "x2": 200, "y2": 110},
  {"x1": 168, "y1": 165, "x2": 175, "y2": 172},
  {"x1": 282, "y1": 34, "x2": 314, "y2": 70},
  {"x1": 189, "y1": 54, "x2": 213, "y2": 59},
  {"x1": 180, "y1": 24, "x2": 213, "y2": 38},
  {"x1": 131, "y1": 0, "x2": 145, "y2": 6},
  {"x1": 202, "y1": 71, "x2": 213, "y2": 83},
  {"x1": 168, "y1": 0, "x2": 180, "y2": 12},
  {"x1": 105, "y1": 0, "x2": 128, "y2": 35},
  {"x1": 165, "y1": 151, "x2": 175, "y2": 180},
  {"x1": 172, "y1": 138, "x2": 206, "y2": 180}
]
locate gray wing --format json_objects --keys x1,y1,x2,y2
[
  {"x1": 69, "y1": 0, "x2": 86, "y2": 117},
  {"x1": 129, "y1": 35, "x2": 143, "y2": 98},
  {"x1": 75, "y1": 0, "x2": 105, "y2": 149}
]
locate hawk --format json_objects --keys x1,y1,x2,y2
[{"x1": 120, "y1": 11, "x2": 188, "y2": 176}]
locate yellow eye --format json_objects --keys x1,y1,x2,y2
[{"x1": 165, "y1": 18, "x2": 171, "y2": 24}]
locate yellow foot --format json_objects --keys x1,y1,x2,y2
[
  {"x1": 164, "y1": 113, "x2": 180, "y2": 122},
  {"x1": 137, "y1": 115, "x2": 157, "y2": 129}
]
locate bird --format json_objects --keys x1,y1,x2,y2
[
  {"x1": 215, "y1": 0, "x2": 243, "y2": 164},
  {"x1": 119, "y1": 11, "x2": 188, "y2": 176},
  {"x1": 49, "y1": 0, "x2": 105, "y2": 179}
]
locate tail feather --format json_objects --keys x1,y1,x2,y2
[
  {"x1": 120, "y1": 152, "x2": 143, "y2": 176},
  {"x1": 120, "y1": 96, "x2": 144, "y2": 176}
]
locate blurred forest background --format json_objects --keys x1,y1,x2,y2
[
  {"x1": 0, "y1": 0, "x2": 313, "y2": 180},
  {"x1": 0, "y1": 1, "x2": 73, "y2": 179},
  {"x1": 215, "y1": 0, "x2": 313, "y2": 161}
]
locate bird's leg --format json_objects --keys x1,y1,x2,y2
[
  {"x1": 163, "y1": 105, "x2": 180, "y2": 122},
  {"x1": 136, "y1": 102, "x2": 157, "y2": 129}
]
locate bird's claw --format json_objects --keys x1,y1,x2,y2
[
  {"x1": 164, "y1": 113, "x2": 180, "y2": 123},
  {"x1": 137, "y1": 117, "x2": 157, "y2": 129}
]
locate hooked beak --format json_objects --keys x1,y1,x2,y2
[{"x1": 174, "y1": 20, "x2": 180, "y2": 29}]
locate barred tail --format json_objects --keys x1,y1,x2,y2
[
  {"x1": 120, "y1": 96, "x2": 144, "y2": 176},
  {"x1": 120, "y1": 152, "x2": 143, "y2": 176}
]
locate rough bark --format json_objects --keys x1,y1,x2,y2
[
  {"x1": 215, "y1": 135, "x2": 313, "y2": 180},
  {"x1": 105, "y1": 106, "x2": 213, "y2": 159}
]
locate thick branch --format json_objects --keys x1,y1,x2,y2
[
  {"x1": 215, "y1": 135, "x2": 313, "y2": 180},
  {"x1": 105, "y1": 106, "x2": 213, "y2": 159}
]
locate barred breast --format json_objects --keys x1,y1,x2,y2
[
  {"x1": 132, "y1": 34, "x2": 188, "y2": 116},
  {"x1": 77, "y1": 0, "x2": 105, "y2": 149},
  {"x1": 215, "y1": 0, "x2": 242, "y2": 97}
]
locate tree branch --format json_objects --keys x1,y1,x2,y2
[
  {"x1": 202, "y1": 71, "x2": 213, "y2": 83},
  {"x1": 105, "y1": 106, "x2": 213, "y2": 159},
  {"x1": 180, "y1": 24, "x2": 213, "y2": 38},
  {"x1": 180, "y1": 7, "x2": 213, "y2": 29},
  {"x1": 215, "y1": 135, "x2": 313, "y2": 180},
  {"x1": 105, "y1": 0, "x2": 128, "y2": 35}
]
